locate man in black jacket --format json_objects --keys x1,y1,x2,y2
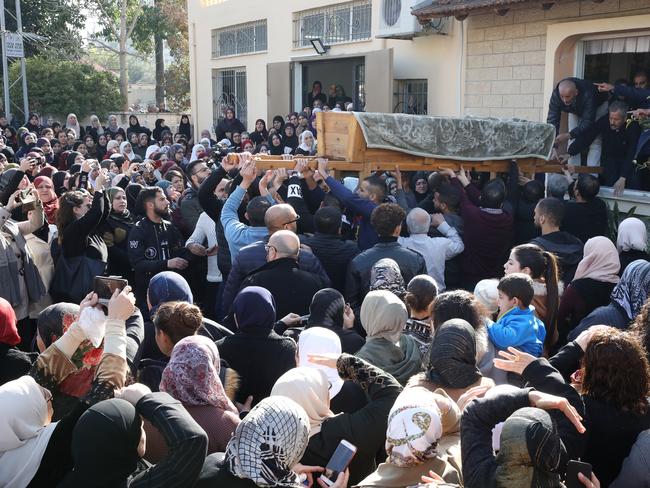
[
  {"x1": 563, "y1": 101, "x2": 641, "y2": 195},
  {"x1": 220, "y1": 202, "x2": 330, "y2": 319},
  {"x1": 561, "y1": 174, "x2": 608, "y2": 244},
  {"x1": 240, "y1": 230, "x2": 329, "y2": 319},
  {"x1": 128, "y1": 187, "x2": 191, "y2": 312},
  {"x1": 179, "y1": 159, "x2": 211, "y2": 236},
  {"x1": 531, "y1": 197, "x2": 583, "y2": 283},
  {"x1": 547, "y1": 77, "x2": 600, "y2": 166},
  {"x1": 302, "y1": 206, "x2": 359, "y2": 293},
  {"x1": 345, "y1": 203, "x2": 427, "y2": 315}
]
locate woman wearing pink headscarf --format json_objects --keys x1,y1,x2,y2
[
  {"x1": 143, "y1": 335, "x2": 240, "y2": 462},
  {"x1": 558, "y1": 236, "x2": 621, "y2": 344}
]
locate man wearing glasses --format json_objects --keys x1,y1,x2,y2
[
  {"x1": 240, "y1": 230, "x2": 329, "y2": 320},
  {"x1": 179, "y1": 159, "x2": 212, "y2": 235}
]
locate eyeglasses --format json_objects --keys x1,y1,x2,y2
[
  {"x1": 192, "y1": 166, "x2": 209, "y2": 176},
  {"x1": 283, "y1": 215, "x2": 300, "y2": 225},
  {"x1": 264, "y1": 244, "x2": 276, "y2": 253}
]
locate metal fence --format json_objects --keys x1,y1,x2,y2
[
  {"x1": 393, "y1": 79, "x2": 428, "y2": 115},
  {"x1": 211, "y1": 19, "x2": 267, "y2": 58},
  {"x1": 212, "y1": 67, "x2": 248, "y2": 129},
  {"x1": 293, "y1": 0, "x2": 372, "y2": 48}
]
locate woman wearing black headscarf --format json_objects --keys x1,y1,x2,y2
[
  {"x1": 215, "y1": 107, "x2": 246, "y2": 142},
  {"x1": 281, "y1": 122, "x2": 299, "y2": 153},
  {"x1": 423, "y1": 319, "x2": 492, "y2": 401},
  {"x1": 152, "y1": 118, "x2": 172, "y2": 142},
  {"x1": 249, "y1": 119, "x2": 268, "y2": 146},
  {"x1": 177, "y1": 114, "x2": 193, "y2": 142},
  {"x1": 125, "y1": 183, "x2": 144, "y2": 216},
  {"x1": 217, "y1": 286, "x2": 296, "y2": 406},
  {"x1": 305, "y1": 288, "x2": 365, "y2": 353},
  {"x1": 52, "y1": 171, "x2": 69, "y2": 196},
  {"x1": 59, "y1": 383, "x2": 208, "y2": 488},
  {"x1": 126, "y1": 114, "x2": 151, "y2": 139},
  {"x1": 101, "y1": 187, "x2": 136, "y2": 282},
  {"x1": 268, "y1": 133, "x2": 284, "y2": 156},
  {"x1": 15, "y1": 131, "x2": 37, "y2": 159},
  {"x1": 272, "y1": 115, "x2": 285, "y2": 134}
]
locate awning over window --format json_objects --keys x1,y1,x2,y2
[
  {"x1": 412, "y1": 0, "x2": 545, "y2": 20},
  {"x1": 585, "y1": 35, "x2": 650, "y2": 55}
]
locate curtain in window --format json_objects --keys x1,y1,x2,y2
[{"x1": 585, "y1": 35, "x2": 650, "y2": 55}]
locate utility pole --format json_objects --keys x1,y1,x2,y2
[{"x1": 0, "y1": 0, "x2": 29, "y2": 123}]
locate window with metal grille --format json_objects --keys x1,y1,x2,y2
[
  {"x1": 211, "y1": 19, "x2": 267, "y2": 58},
  {"x1": 213, "y1": 67, "x2": 248, "y2": 129},
  {"x1": 293, "y1": 0, "x2": 372, "y2": 48},
  {"x1": 393, "y1": 79, "x2": 428, "y2": 115}
]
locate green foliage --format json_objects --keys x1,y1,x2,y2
[
  {"x1": 84, "y1": 47, "x2": 155, "y2": 84},
  {"x1": 4, "y1": 0, "x2": 87, "y2": 59},
  {"x1": 164, "y1": 57, "x2": 190, "y2": 112},
  {"x1": 607, "y1": 200, "x2": 639, "y2": 242},
  {"x1": 6, "y1": 57, "x2": 123, "y2": 119}
]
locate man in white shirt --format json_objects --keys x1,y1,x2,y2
[{"x1": 398, "y1": 208, "x2": 464, "y2": 291}]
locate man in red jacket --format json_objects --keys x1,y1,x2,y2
[{"x1": 439, "y1": 167, "x2": 513, "y2": 290}]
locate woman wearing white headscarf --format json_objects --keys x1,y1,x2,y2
[
  {"x1": 190, "y1": 143, "x2": 206, "y2": 163},
  {"x1": 617, "y1": 217, "x2": 649, "y2": 275},
  {"x1": 294, "y1": 130, "x2": 316, "y2": 156},
  {"x1": 298, "y1": 327, "x2": 366, "y2": 414},
  {"x1": 119, "y1": 141, "x2": 137, "y2": 162},
  {"x1": 65, "y1": 113, "x2": 84, "y2": 140},
  {"x1": 270, "y1": 352, "x2": 402, "y2": 485}
]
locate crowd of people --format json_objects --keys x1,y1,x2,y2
[{"x1": 1, "y1": 89, "x2": 650, "y2": 488}]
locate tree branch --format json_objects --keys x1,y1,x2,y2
[
  {"x1": 90, "y1": 0, "x2": 120, "y2": 39},
  {"x1": 87, "y1": 38, "x2": 150, "y2": 61},
  {"x1": 126, "y1": 10, "x2": 143, "y2": 40}
]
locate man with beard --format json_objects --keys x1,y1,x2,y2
[
  {"x1": 179, "y1": 159, "x2": 211, "y2": 236},
  {"x1": 128, "y1": 186, "x2": 191, "y2": 312},
  {"x1": 561, "y1": 101, "x2": 641, "y2": 195}
]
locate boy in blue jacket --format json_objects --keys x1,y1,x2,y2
[{"x1": 488, "y1": 273, "x2": 546, "y2": 357}]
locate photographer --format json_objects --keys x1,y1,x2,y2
[{"x1": 0, "y1": 190, "x2": 46, "y2": 349}]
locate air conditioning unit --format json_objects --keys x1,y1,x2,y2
[{"x1": 377, "y1": 0, "x2": 451, "y2": 39}]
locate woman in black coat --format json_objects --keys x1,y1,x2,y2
[
  {"x1": 217, "y1": 287, "x2": 296, "y2": 406},
  {"x1": 496, "y1": 326, "x2": 650, "y2": 487},
  {"x1": 215, "y1": 107, "x2": 245, "y2": 142},
  {"x1": 101, "y1": 187, "x2": 136, "y2": 283}
]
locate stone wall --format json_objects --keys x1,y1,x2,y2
[{"x1": 464, "y1": 0, "x2": 650, "y2": 121}]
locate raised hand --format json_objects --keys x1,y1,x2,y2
[{"x1": 493, "y1": 347, "x2": 536, "y2": 375}]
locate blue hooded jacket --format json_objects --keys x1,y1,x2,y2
[{"x1": 488, "y1": 305, "x2": 546, "y2": 357}]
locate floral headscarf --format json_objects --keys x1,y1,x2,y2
[
  {"x1": 225, "y1": 396, "x2": 309, "y2": 487},
  {"x1": 37, "y1": 303, "x2": 102, "y2": 398},
  {"x1": 160, "y1": 336, "x2": 236, "y2": 412}
]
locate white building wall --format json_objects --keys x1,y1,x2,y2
[{"x1": 187, "y1": 0, "x2": 464, "y2": 133}]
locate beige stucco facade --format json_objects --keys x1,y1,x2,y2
[
  {"x1": 187, "y1": 0, "x2": 465, "y2": 133},
  {"x1": 188, "y1": 0, "x2": 650, "y2": 134}
]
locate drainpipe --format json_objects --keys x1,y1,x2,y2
[{"x1": 458, "y1": 19, "x2": 465, "y2": 116}]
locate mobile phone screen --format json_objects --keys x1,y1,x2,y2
[
  {"x1": 321, "y1": 440, "x2": 356, "y2": 486},
  {"x1": 94, "y1": 276, "x2": 128, "y2": 304}
]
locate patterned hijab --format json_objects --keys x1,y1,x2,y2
[
  {"x1": 369, "y1": 258, "x2": 406, "y2": 300},
  {"x1": 160, "y1": 336, "x2": 236, "y2": 412},
  {"x1": 225, "y1": 396, "x2": 309, "y2": 487},
  {"x1": 386, "y1": 395, "x2": 443, "y2": 467},
  {"x1": 494, "y1": 407, "x2": 563, "y2": 488},
  {"x1": 610, "y1": 259, "x2": 650, "y2": 320},
  {"x1": 428, "y1": 319, "x2": 481, "y2": 389}
]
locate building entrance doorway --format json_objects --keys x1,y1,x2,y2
[{"x1": 300, "y1": 57, "x2": 365, "y2": 111}]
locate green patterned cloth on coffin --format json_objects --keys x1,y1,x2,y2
[{"x1": 353, "y1": 112, "x2": 555, "y2": 161}]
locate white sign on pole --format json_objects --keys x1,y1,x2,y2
[{"x1": 5, "y1": 33, "x2": 24, "y2": 58}]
